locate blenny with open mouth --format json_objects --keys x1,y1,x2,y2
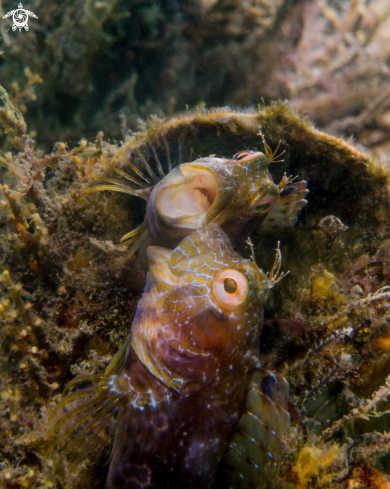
[
  {"x1": 47, "y1": 224, "x2": 288, "y2": 488},
  {"x1": 86, "y1": 144, "x2": 308, "y2": 256}
]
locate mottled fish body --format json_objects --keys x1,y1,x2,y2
[
  {"x1": 48, "y1": 224, "x2": 286, "y2": 488},
  {"x1": 87, "y1": 149, "x2": 308, "y2": 256},
  {"x1": 146, "y1": 151, "x2": 279, "y2": 248},
  {"x1": 217, "y1": 368, "x2": 290, "y2": 489}
]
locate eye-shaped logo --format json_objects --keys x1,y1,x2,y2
[{"x1": 3, "y1": 3, "x2": 38, "y2": 32}]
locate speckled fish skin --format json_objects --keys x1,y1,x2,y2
[
  {"x1": 107, "y1": 224, "x2": 269, "y2": 489},
  {"x1": 216, "y1": 368, "x2": 290, "y2": 489},
  {"x1": 146, "y1": 151, "x2": 279, "y2": 248}
]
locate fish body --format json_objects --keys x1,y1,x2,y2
[
  {"x1": 216, "y1": 368, "x2": 290, "y2": 489},
  {"x1": 146, "y1": 151, "x2": 279, "y2": 248},
  {"x1": 48, "y1": 224, "x2": 285, "y2": 488},
  {"x1": 108, "y1": 224, "x2": 269, "y2": 488},
  {"x1": 89, "y1": 149, "x2": 310, "y2": 256}
]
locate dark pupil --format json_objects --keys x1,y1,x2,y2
[
  {"x1": 256, "y1": 202, "x2": 271, "y2": 213},
  {"x1": 224, "y1": 278, "x2": 238, "y2": 294}
]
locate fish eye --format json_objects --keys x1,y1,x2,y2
[
  {"x1": 224, "y1": 278, "x2": 238, "y2": 294},
  {"x1": 213, "y1": 269, "x2": 248, "y2": 310},
  {"x1": 256, "y1": 202, "x2": 271, "y2": 213},
  {"x1": 232, "y1": 150, "x2": 254, "y2": 161},
  {"x1": 242, "y1": 196, "x2": 277, "y2": 218}
]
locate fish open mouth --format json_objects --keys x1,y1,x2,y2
[{"x1": 156, "y1": 170, "x2": 218, "y2": 228}]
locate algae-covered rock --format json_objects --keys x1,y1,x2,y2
[{"x1": 1, "y1": 85, "x2": 390, "y2": 487}]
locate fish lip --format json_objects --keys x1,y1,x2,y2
[{"x1": 155, "y1": 164, "x2": 219, "y2": 229}]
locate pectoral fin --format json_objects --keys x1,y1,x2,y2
[
  {"x1": 261, "y1": 180, "x2": 308, "y2": 235},
  {"x1": 219, "y1": 368, "x2": 290, "y2": 489}
]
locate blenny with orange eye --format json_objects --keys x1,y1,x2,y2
[
  {"x1": 86, "y1": 147, "x2": 308, "y2": 256},
  {"x1": 47, "y1": 224, "x2": 288, "y2": 489}
]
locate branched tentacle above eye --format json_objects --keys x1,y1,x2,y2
[
  {"x1": 258, "y1": 129, "x2": 285, "y2": 164},
  {"x1": 246, "y1": 238, "x2": 289, "y2": 290}
]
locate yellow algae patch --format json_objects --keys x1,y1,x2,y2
[
  {"x1": 311, "y1": 270, "x2": 344, "y2": 305},
  {"x1": 293, "y1": 445, "x2": 343, "y2": 488},
  {"x1": 371, "y1": 334, "x2": 390, "y2": 353},
  {"x1": 312, "y1": 270, "x2": 336, "y2": 298}
]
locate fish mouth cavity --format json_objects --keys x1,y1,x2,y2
[{"x1": 156, "y1": 169, "x2": 218, "y2": 228}]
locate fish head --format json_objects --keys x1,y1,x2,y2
[
  {"x1": 146, "y1": 159, "x2": 222, "y2": 247},
  {"x1": 132, "y1": 224, "x2": 270, "y2": 392},
  {"x1": 211, "y1": 150, "x2": 280, "y2": 241},
  {"x1": 146, "y1": 151, "x2": 279, "y2": 247}
]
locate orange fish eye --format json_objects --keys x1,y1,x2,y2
[
  {"x1": 232, "y1": 150, "x2": 254, "y2": 161},
  {"x1": 213, "y1": 269, "x2": 248, "y2": 310}
]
